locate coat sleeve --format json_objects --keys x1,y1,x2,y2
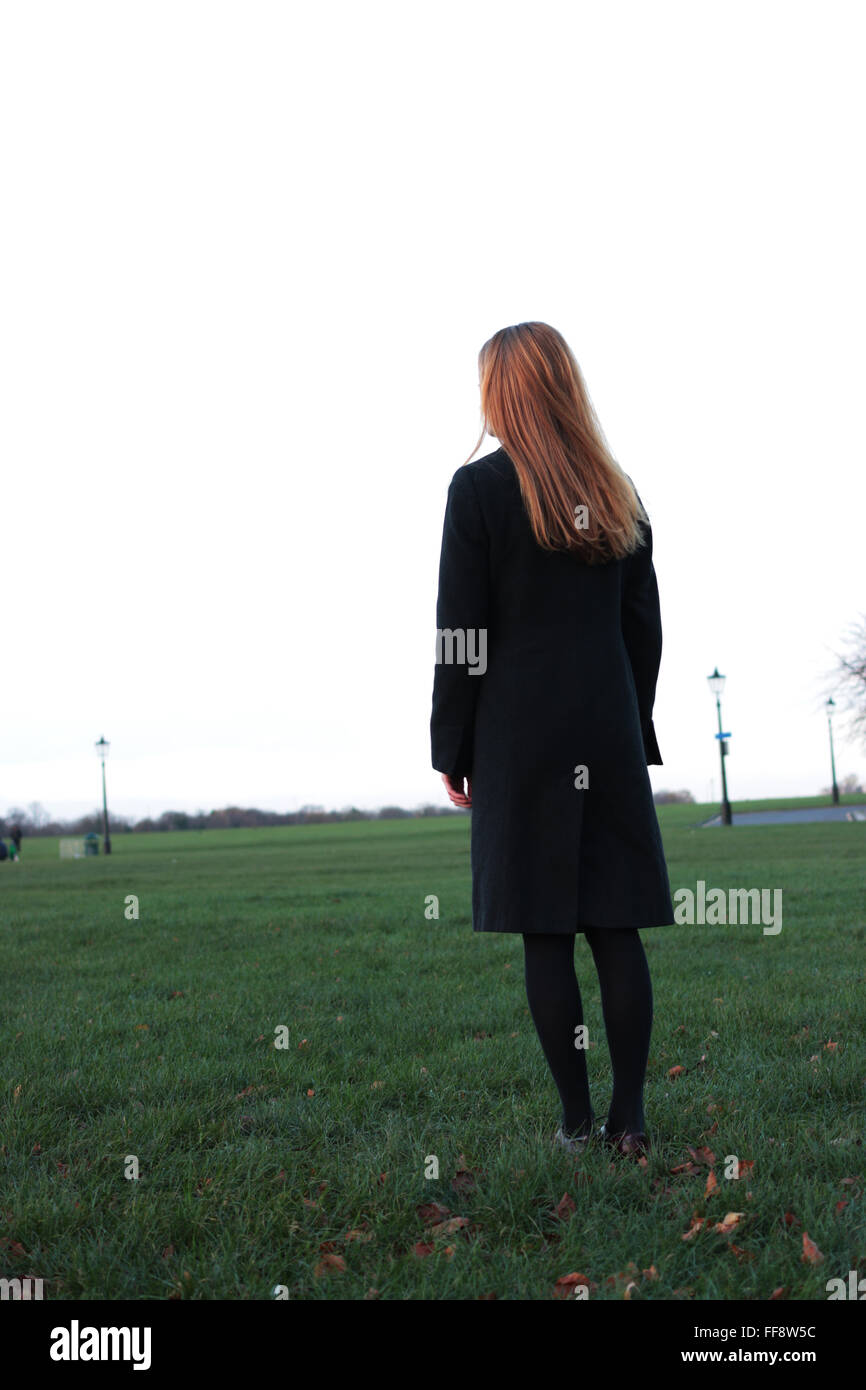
[
  {"x1": 430, "y1": 466, "x2": 490, "y2": 779},
  {"x1": 620, "y1": 513, "x2": 664, "y2": 765}
]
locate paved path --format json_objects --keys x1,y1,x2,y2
[{"x1": 701, "y1": 805, "x2": 866, "y2": 827}]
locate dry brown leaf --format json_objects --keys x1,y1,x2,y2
[
  {"x1": 431, "y1": 1216, "x2": 470, "y2": 1236},
  {"x1": 553, "y1": 1271, "x2": 597, "y2": 1299},
  {"x1": 801, "y1": 1233, "x2": 823, "y2": 1265},
  {"x1": 452, "y1": 1155, "x2": 482, "y2": 1194},
  {"x1": 554, "y1": 1193, "x2": 577, "y2": 1221},
  {"x1": 687, "y1": 1145, "x2": 716, "y2": 1167},
  {"x1": 416, "y1": 1201, "x2": 451, "y2": 1225},
  {"x1": 714, "y1": 1212, "x2": 744, "y2": 1235}
]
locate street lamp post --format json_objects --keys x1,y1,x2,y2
[
  {"x1": 826, "y1": 699, "x2": 840, "y2": 806},
  {"x1": 707, "y1": 668, "x2": 732, "y2": 826},
  {"x1": 95, "y1": 736, "x2": 111, "y2": 854}
]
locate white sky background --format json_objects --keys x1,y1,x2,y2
[{"x1": 2, "y1": 0, "x2": 865, "y2": 822}]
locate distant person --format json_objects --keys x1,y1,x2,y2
[
  {"x1": 431, "y1": 322, "x2": 675, "y2": 1160},
  {"x1": 10, "y1": 823, "x2": 22, "y2": 857},
  {"x1": 0, "y1": 840, "x2": 8, "y2": 862}
]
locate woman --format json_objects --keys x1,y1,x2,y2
[{"x1": 430, "y1": 322, "x2": 675, "y2": 1158}]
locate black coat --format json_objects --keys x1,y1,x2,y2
[{"x1": 431, "y1": 447, "x2": 675, "y2": 933}]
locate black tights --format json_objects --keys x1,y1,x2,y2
[{"x1": 522, "y1": 929, "x2": 653, "y2": 1138}]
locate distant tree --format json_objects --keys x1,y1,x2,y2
[
  {"x1": 378, "y1": 806, "x2": 411, "y2": 819},
  {"x1": 653, "y1": 789, "x2": 695, "y2": 805},
  {"x1": 830, "y1": 613, "x2": 866, "y2": 746},
  {"x1": 820, "y1": 773, "x2": 864, "y2": 797}
]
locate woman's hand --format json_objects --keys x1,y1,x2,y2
[{"x1": 442, "y1": 772, "x2": 472, "y2": 808}]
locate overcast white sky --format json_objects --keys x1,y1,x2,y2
[{"x1": 2, "y1": 0, "x2": 864, "y2": 823}]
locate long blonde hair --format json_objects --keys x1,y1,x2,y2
[{"x1": 464, "y1": 322, "x2": 647, "y2": 562}]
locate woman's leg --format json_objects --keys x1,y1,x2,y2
[
  {"x1": 582, "y1": 927, "x2": 653, "y2": 1135},
  {"x1": 522, "y1": 932, "x2": 593, "y2": 1137}
]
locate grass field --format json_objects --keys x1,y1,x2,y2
[{"x1": 1, "y1": 801, "x2": 864, "y2": 1300}]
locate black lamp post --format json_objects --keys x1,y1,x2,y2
[
  {"x1": 826, "y1": 698, "x2": 840, "y2": 806},
  {"x1": 95, "y1": 736, "x2": 111, "y2": 854},
  {"x1": 707, "y1": 668, "x2": 732, "y2": 826}
]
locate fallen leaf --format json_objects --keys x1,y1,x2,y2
[
  {"x1": 314, "y1": 1253, "x2": 346, "y2": 1276},
  {"x1": 553, "y1": 1271, "x2": 597, "y2": 1299},
  {"x1": 412, "y1": 1242, "x2": 435, "y2": 1258},
  {"x1": 682, "y1": 1216, "x2": 705, "y2": 1241},
  {"x1": 801, "y1": 1233, "x2": 823, "y2": 1265},
  {"x1": 714, "y1": 1212, "x2": 744, "y2": 1236},
  {"x1": 431, "y1": 1216, "x2": 470, "y2": 1236},
  {"x1": 769, "y1": 1286, "x2": 787, "y2": 1300},
  {"x1": 667, "y1": 1065, "x2": 686, "y2": 1078},
  {"x1": 687, "y1": 1145, "x2": 716, "y2": 1167},
  {"x1": 554, "y1": 1193, "x2": 576, "y2": 1221},
  {"x1": 705, "y1": 1170, "x2": 719, "y2": 1199},
  {"x1": 452, "y1": 1155, "x2": 481, "y2": 1194},
  {"x1": 416, "y1": 1202, "x2": 451, "y2": 1225}
]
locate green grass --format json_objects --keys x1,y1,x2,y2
[{"x1": 1, "y1": 805, "x2": 864, "y2": 1300}]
